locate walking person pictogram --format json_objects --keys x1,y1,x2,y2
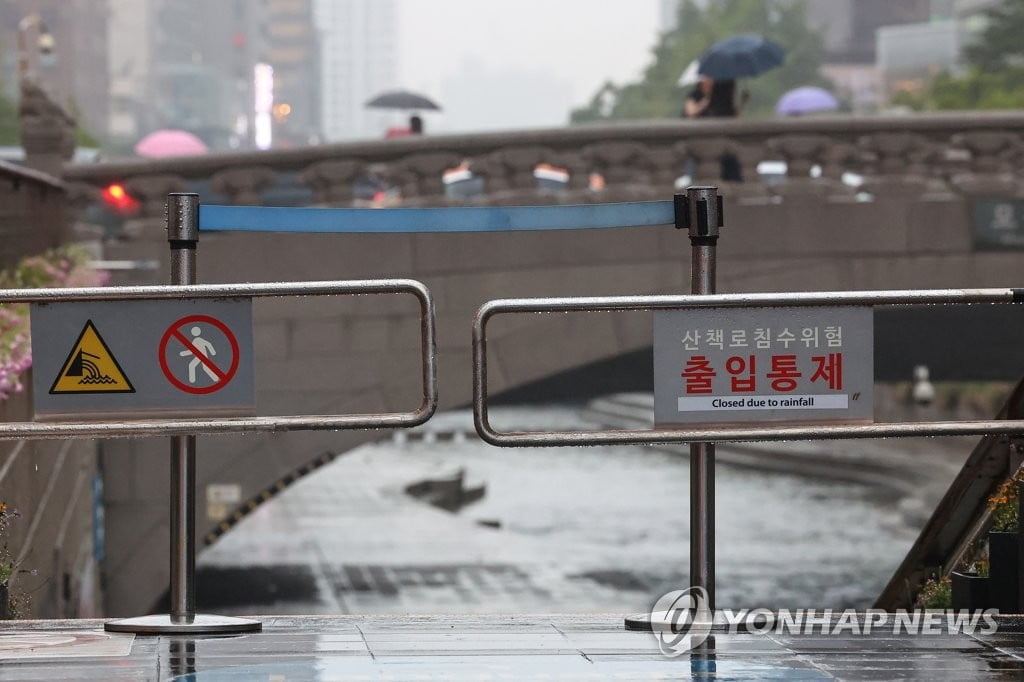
[
  {"x1": 160, "y1": 314, "x2": 241, "y2": 395},
  {"x1": 179, "y1": 326, "x2": 218, "y2": 384}
]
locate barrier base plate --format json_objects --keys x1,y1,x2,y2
[
  {"x1": 105, "y1": 613, "x2": 261, "y2": 635},
  {"x1": 625, "y1": 610, "x2": 774, "y2": 632}
]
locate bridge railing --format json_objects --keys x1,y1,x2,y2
[{"x1": 63, "y1": 111, "x2": 1024, "y2": 234}]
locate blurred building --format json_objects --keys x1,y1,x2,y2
[
  {"x1": 799, "y1": 0, "x2": 931, "y2": 112},
  {"x1": 109, "y1": 0, "x2": 324, "y2": 151},
  {"x1": 876, "y1": 0, "x2": 1006, "y2": 101},
  {"x1": 877, "y1": 20, "x2": 962, "y2": 97},
  {"x1": 313, "y1": 0, "x2": 399, "y2": 141},
  {"x1": 197, "y1": 0, "x2": 268, "y2": 150},
  {"x1": 804, "y1": 0, "x2": 932, "y2": 64},
  {"x1": 108, "y1": 0, "x2": 268, "y2": 151},
  {"x1": 265, "y1": 0, "x2": 321, "y2": 146},
  {"x1": 0, "y1": 0, "x2": 109, "y2": 140}
]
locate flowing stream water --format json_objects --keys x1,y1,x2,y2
[{"x1": 196, "y1": 402, "x2": 966, "y2": 615}]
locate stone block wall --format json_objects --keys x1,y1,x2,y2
[
  {"x1": 0, "y1": 162, "x2": 67, "y2": 271},
  {"x1": 0, "y1": 377, "x2": 101, "y2": 618}
]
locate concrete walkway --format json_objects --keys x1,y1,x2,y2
[{"x1": 0, "y1": 615, "x2": 1021, "y2": 680}]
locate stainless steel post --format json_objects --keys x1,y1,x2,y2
[
  {"x1": 623, "y1": 187, "x2": 723, "y2": 633},
  {"x1": 684, "y1": 187, "x2": 720, "y2": 612},
  {"x1": 106, "y1": 194, "x2": 260, "y2": 634},
  {"x1": 168, "y1": 193, "x2": 198, "y2": 622}
]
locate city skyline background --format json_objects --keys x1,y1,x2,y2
[
  {"x1": 397, "y1": 0, "x2": 659, "y2": 133},
  {"x1": 0, "y1": 0, "x2": 1008, "y2": 152}
]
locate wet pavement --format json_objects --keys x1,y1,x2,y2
[
  {"x1": 195, "y1": 403, "x2": 969, "y2": 615},
  {"x1": 1, "y1": 615, "x2": 1023, "y2": 681},
  {"x1": 0, "y1": 399, "x2": 996, "y2": 679}
]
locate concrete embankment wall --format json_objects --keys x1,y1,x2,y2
[
  {"x1": 96, "y1": 190, "x2": 1024, "y2": 615},
  {"x1": 0, "y1": 161, "x2": 99, "y2": 618},
  {"x1": 0, "y1": 378, "x2": 102, "y2": 618}
]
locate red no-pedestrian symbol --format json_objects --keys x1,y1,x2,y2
[{"x1": 159, "y1": 315, "x2": 240, "y2": 394}]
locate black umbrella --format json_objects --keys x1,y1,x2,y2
[
  {"x1": 365, "y1": 89, "x2": 441, "y2": 111},
  {"x1": 698, "y1": 34, "x2": 785, "y2": 80}
]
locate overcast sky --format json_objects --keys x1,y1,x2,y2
[{"x1": 397, "y1": 0, "x2": 661, "y2": 132}]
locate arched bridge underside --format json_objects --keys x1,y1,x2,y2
[{"x1": 99, "y1": 191, "x2": 1024, "y2": 615}]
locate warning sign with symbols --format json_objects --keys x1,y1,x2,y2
[
  {"x1": 31, "y1": 299, "x2": 254, "y2": 420},
  {"x1": 50, "y1": 320, "x2": 134, "y2": 394}
]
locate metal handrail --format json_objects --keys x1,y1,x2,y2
[
  {"x1": 876, "y1": 377, "x2": 1024, "y2": 610},
  {"x1": 473, "y1": 287, "x2": 1024, "y2": 447},
  {"x1": 0, "y1": 279, "x2": 437, "y2": 440}
]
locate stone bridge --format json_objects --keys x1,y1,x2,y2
[{"x1": 60, "y1": 113, "x2": 1024, "y2": 615}]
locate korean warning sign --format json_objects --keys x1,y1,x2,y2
[
  {"x1": 653, "y1": 306, "x2": 873, "y2": 427},
  {"x1": 31, "y1": 299, "x2": 254, "y2": 420}
]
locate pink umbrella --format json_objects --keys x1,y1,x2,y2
[{"x1": 134, "y1": 130, "x2": 208, "y2": 158}]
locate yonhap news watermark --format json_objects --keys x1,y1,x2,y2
[{"x1": 650, "y1": 587, "x2": 999, "y2": 657}]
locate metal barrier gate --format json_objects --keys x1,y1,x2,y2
[
  {"x1": 48, "y1": 192, "x2": 679, "y2": 633},
  {"x1": 10, "y1": 187, "x2": 1024, "y2": 633},
  {"x1": 9, "y1": 194, "x2": 438, "y2": 634},
  {"x1": 471, "y1": 186, "x2": 1024, "y2": 630}
]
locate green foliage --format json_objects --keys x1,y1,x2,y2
[
  {"x1": 894, "y1": 68, "x2": 1024, "y2": 111},
  {"x1": 0, "y1": 502, "x2": 31, "y2": 618},
  {"x1": 0, "y1": 78, "x2": 98, "y2": 149},
  {"x1": 988, "y1": 470, "x2": 1023, "y2": 533},
  {"x1": 963, "y1": 0, "x2": 1024, "y2": 72},
  {"x1": 75, "y1": 125, "x2": 99, "y2": 148},
  {"x1": 898, "y1": 0, "x2": 1024, "y2": 111},
  {"x1": 65, "y1": 98, "x2": 100, "y2": 148},
  {"x1": 0, "y1": 89, "x2": 17, "y2": 145},
  {"x1": 571, "y1": 0, "x2": 831, "y2": 122},
  {"x1": 0, "y1": 245, "x2": 107, "y2": 401},
  {"x1": 0, "y1": 503, "x2": 15, "y2": 584},
  {"x1": 915, "y1": 575, "x2": 952, "y2": 609}
]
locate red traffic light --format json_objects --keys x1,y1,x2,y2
[{"x1": 101, "y1": 183, "x2": 140, "y2": 215}]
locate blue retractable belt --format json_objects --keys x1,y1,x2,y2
[{"x1": 198, "y1": 201, "x2": 675, "y2": 234}]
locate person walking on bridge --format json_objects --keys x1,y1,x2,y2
[{"x1": 683, "y1": 75, "x2": 747, "y2": 182}]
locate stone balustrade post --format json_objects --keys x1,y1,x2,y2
[
  {"x1": 210, "y1": 166, "x2": 276, "y2": 206},
  {"x1": 390, "y1": 152, "x2": 462, "y2": 205},
  {"x1": 950, "y1": 131, "x2": 1024, "y2": 196},
  {"x1": 858, "y1": 132, "x2": 933, "y2": 199},
  {"x1": 298, "y1": 160, "x2": 364, "y2": 206}
]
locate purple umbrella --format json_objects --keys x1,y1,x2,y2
[{"x1": 775, "y1": 86, "x2": 838, "y2": 116}]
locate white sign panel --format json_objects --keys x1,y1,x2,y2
[{"x1": 654, "y1": 306, "x2": 873, "y2": 426}]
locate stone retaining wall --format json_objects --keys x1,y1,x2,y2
[{"x1": 0, "y1": 377, "x2": 101, "y2": 618}]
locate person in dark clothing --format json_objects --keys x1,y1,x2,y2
[
  {"x1": 409, "y1": 114, "x2": 423, "y2": 134},
  {"x1": 685, "y1": 76, "x2": 738, "y2": 118},
  {"x1": 683, "y1": 76, "x2": 745, "y2": 181}
]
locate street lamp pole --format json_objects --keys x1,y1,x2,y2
[{"x1": 17, "y1": 14, "x2": 54, "y2": 83}]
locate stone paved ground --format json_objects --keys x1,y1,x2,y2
[{"x1": 0, "y1": 615, "x2": 1022, "y2": 681}]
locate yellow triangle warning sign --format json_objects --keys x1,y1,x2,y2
[{"x1": 50, "y1": 320, "x2": 135, "y2": 394}]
